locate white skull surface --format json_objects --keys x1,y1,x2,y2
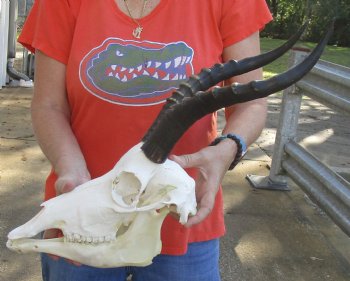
[{"x1": 7, "y1": 143, "x2": 197, "y2": 268}]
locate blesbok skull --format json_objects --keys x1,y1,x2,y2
[
  {"x1": 7, "y1": 143, "x2": 196, "y2": 268},
  {"x1": 7, "y1": 23, "x2": 333, "y2": 268}
]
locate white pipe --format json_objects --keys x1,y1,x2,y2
[{"x1": 0, "y1": 0, "x2": 10, "y2": 88}]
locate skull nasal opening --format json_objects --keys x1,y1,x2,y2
[{"x1": 112, "y1": 172, "x2": 142, "y2": 206}]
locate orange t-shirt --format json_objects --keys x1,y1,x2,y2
[{"x1": 19, "y1": 0, "x2": 272, "y2": 255}]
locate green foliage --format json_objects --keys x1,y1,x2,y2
[
  {"x1": 260, "y1": 38, "x2": 289, "y2": 78},
  {"x1": 260, "y1": 37, "x2": 350, "y2": 79},
  {"x1": 262, "y1": 0, "x2": 350, "y2": 47}
]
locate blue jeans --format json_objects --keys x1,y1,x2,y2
[{"x1": 41, "y1": 239, "x2": 221, "y2": 281}]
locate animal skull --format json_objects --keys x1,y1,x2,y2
[{"x1": 7, "y1": 143, "x2": 197, "y2": 268}]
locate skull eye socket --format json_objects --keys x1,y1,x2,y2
[
  {"x1": 112, "y1": 172, "x2": 141, "y2": 205},
  {"x1": 137, "y1": 185, "x2": 175, "y2": 208}
]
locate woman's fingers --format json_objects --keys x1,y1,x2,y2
[
  {"x1": 185, "y1": 179, "x2": 217, "y2": 227},
  {"x1": 54, "y1": 172, "x2": 91, "y2": 195}
]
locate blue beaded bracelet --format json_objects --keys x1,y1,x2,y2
[{"x1": 210, "y1": 133, "x2": 247, "y2": 170}]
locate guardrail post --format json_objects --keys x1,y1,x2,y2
[{"x1": 246, "y1": 48, "x2": 310, "y2": 190}]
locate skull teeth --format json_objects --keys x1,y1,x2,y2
[{"x1": 64, "y1": 233, "x2": 115, "y2": 244}]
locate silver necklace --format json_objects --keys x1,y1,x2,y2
[{"x1": 123, "y1": 0, "x2": 148, "y2": 39}]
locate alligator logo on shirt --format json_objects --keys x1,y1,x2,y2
[{"x1": 79, "y1": 38, "x2": 194, "y2": 106}]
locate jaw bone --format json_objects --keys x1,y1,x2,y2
[
  {"x1": 7, "y1": 143, "x2": 197, "y2": 268},
  {"x1": 7, "y1": 210, "x2": 169, "y2": 268}
]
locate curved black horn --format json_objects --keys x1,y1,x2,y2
[
  {"x1": 143, "y1": 23, "x2": 308, "y2": 141},
  {"x1": 172, "y1": 21, "x2": 309, "y2": 102},
  {"x1": 141, "y1": 22, "x2": 333, "y2": 164}
]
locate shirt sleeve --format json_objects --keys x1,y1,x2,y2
[
  {"x1": 18, "y1": 0, "x2": 78, "y2": 64},
  {"x1": 220, "y1": 0, "x2": 273, "y2": 48}
]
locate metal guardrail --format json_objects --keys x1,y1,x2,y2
[
  {"x1": 247, "y1": 48, "x2": 350, "y2": 237},
  {"x1": 297, "y1": 60, "x2": 350, "y2": 114}
]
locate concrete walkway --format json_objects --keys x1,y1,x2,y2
[{"x1": 1, "y1": 87, "x2": 350, "y2": 281}]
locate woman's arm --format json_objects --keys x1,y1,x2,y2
[
  {"x1": 222, "y1": 31, "x2": 267, "y2": 146},
  {"x1": 32, "y1": 50, "x2": 91, "y2": 195},
  {"x1": 170, "y1": 31, "x2": 266, "y2": 227}
]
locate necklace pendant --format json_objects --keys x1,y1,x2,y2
[{"x1": 133, "y1": 26, "x2": 143, "y2": 39}]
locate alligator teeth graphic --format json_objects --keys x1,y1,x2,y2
[{"x1": 79, "y1": 39, "x2": 194, "y2": 105}]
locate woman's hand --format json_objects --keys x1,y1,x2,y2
[
  {"x1": 169, "y1": 139, "x2": 237, "y2": 227},
  {"x1": 54, "y1": 168, "x2": 91, "y2": 195}
]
